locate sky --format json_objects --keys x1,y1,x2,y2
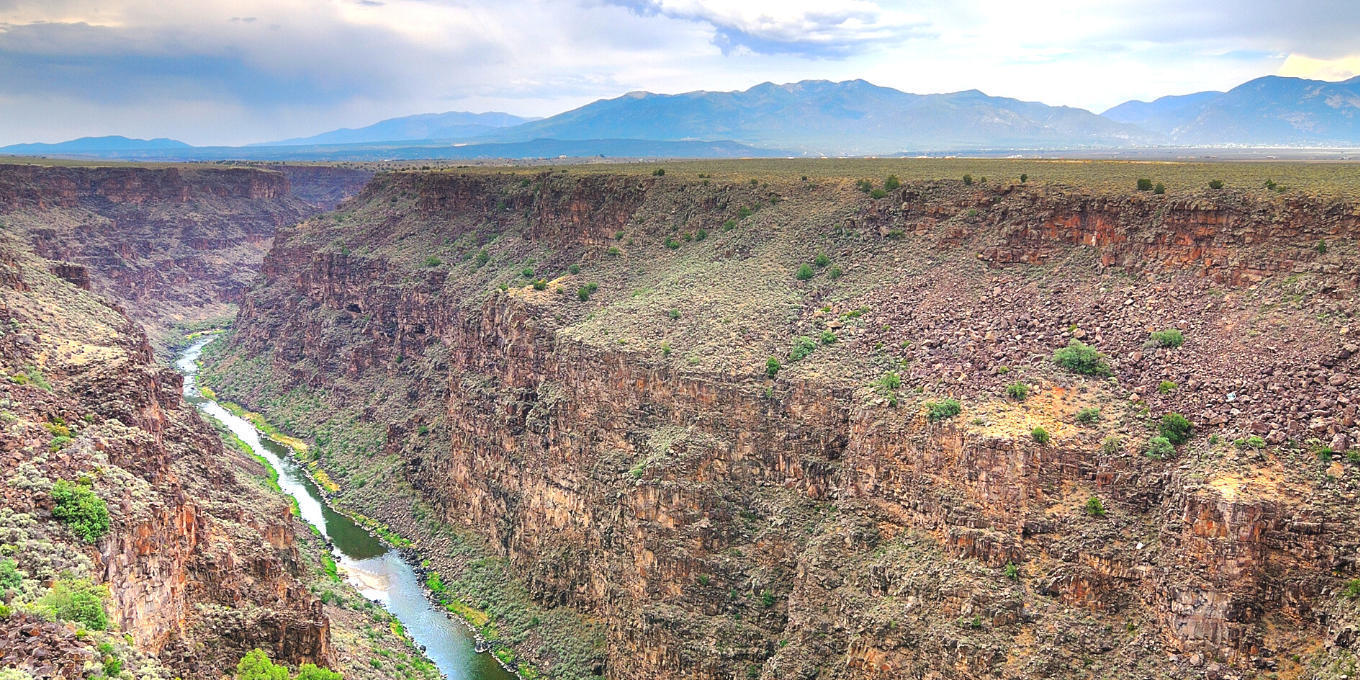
[{"x1": 2, "y1": 0, "x2": 1359, "y2": 146}]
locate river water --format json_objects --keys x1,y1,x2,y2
[{"x1": 176, "y1": 337, "x2": 512, "y2": 680}]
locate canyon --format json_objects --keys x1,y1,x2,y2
[
  {"x1": 196, "y1": 165, "x2": 1360, "y2": 680},
  {"x1": 0, "y1": 162, "x2": 424, "y2": 680},
  {"x1": 1, "y1": 159, "x2": 1358, "y2": 680}
]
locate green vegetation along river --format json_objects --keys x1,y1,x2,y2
[{"x1": 177, "y1": 336, "x2": 513, "y2": 680}]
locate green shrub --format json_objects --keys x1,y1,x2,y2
[
  {"x1": 423, "y1": 256, "x2": 442, "y2": 267},
  {"x1": 962, "y1": 174, "x2": 973, "y2": 186},
  {"x1": 1084, "y1": 496, "x2": 1105, "y2": 517},
  {"x1": 568, "y1": 264, "x2": 580, "y2": 274},
  {"x1": 51, "y1": 479, "x2": 109, "y2": 543},
  {"x1": 475, "y1": 250, "x2": 490, "y2": 268},
  {"x1": 531, "y1": 279, "x2": 547, "y2": 291},
  {"x1": 1005, "y1": 382, "x2": 1029, "y2": 400},
  {"x1": 884, "y1": 175, "x2": 901, "y2": 191},
  {"x1": 520, "y1": 267, "x2": 534, "y2": 278},
  {"x1": 1004, "y1": 562, "x2": 1019, "y2": 580},
  {"x1": 766, "y1": 357, "x2": 781, "y2": 378},
  {"x1": 664, "y1": 237, "x2": 680, "y2": 250},
  {"x1": 737, "y1": 207, "x2": 753, "y2": 219},
  {"x1": 1137, "y1": 178, "x2": 1153, "y2": 191},
  {"x1": 37, "y1": 578, "x2": 107, "y2": 630},
  {"x1": 795, "y1": 264, "x2": 815, "y2": 281},
  {"x1": 661, "y1": 342, "x2": 671, "y2": 357},
  {"x1": 1343, "y1": 579, "x2": 1360, "y2": 600},
  {"x1": 606, "y1": 246, "x2": 620, "y2": 256},
  {"x1": 1153, "y1": 182, "x2": 1166, "y2": 195},
  {"x1": 877, "y1": 372, "x2": 902, "y2": 390},
  {"x1": 1208, "y1": 179, "x2": 1224, "y2": 190},
  {"x1": 855, "y1": 179, "x2": 873, "y2": 192},
  {"x1": 577, "y1": 287, "x2": 592, "y2": 302},
  {"x1": 1158, "y1": 380, "x2": 1177, "y2": 394},
  {"x1": 104, "y1": 657, "x2": 122, "y2": 677},
  {"x1": 1158, "y1": 413, "x2": 1193, "y2": 445},
  {"x1": 790, "y1": 336, "x2": 817, "y2": 362},
  {"x1": 1101, "y1": 435, "x2": 1122, "y2": 454},
  {"x1": 869, "y1": 189, "x2": 887, "y2": 199},
  {"x1": 1318, "y1": 240, "x2": 1328, "y2": 254},
  {"x1": 695, "y1": 228, "x2": 708, "y2": 241},
  {"x1": 652, "y1": 168, "x2": 665, "y2": 176},
  {"x1": 761, "y1": 590, "x2": 776, "y2": 608},
  {"x1": 722, "y1": 219, "x2": 736, "y2": 231},
  {"x1": 697, "y1": 574, "x2": 709, "y2": 586},
  {"x1": 1075, "y1": 407, "x2": 1101, "y2": 425},
  {"x1": 0, "y1": 558, "x2": 25, "y2": 590},
  {"x1": 237, "y1": 649, "x2": 289, "y2": 680},
  {"x1": 1031, "y1": 427, "x2": 1050, "y2": 444},
  {"x1": 0, "y1": 603, "x2": 10, "y2": 618},
  {"x1": 926, "y1": 399, "x2": 961, "y2": 422},
  {"x1": 1019, "y1": 173, "x2": 1027, "y2": 183},
  {"x1": 295, "y1": 665, "x2": 343, "y2": 680},
  {"x1": 1052, "y1": 340, "x2": 1111, "y2": 376},
  {"x1": 1144, "y1": 436, "x2": 1175, "y2": 459},
  {"x1": 668, "y1": 308, "x2": 681, "y2": 319},
  {"x1": 828, "y1": 265, "x2": 843, "y2": 279},
  {"x1": 814, "y1": 252, "x2": 831, "y2": 267},
  {"x1": 1149, "y1": 328, "x2": 1184, "y2": 348},
  {"x1": 819, "y1": 330, "x2": 836, "y2": 345}
]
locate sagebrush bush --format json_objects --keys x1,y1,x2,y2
[
  {"x1": 927, "y1": 399, "x2": 961, "y2": 422},
  {"x1": 1144, "y1": 436, "x2": 1175, "y2": 459},
  {"x1": 1148, "y1": 328, "x2": 1184, "y2": 348},
  {"x1": 790, "y1": 336, "x2": 817, "y2": 362}
]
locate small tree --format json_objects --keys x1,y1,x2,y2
[
  {"x1": 1159, "y1": 413, "x2": 1193, "y2": 445},
  {"x1": 1052, "y1": 340, "x2": 1111, "y2": 376},
  {"x1": 36, "y1": 578, "x2": 108, "y2": 631},
  {"x1": 236, "y1": 649, "x2": 289, "y2": 680},
  {"x1": 766, "y1": 357, "x2": 781, "y2": 378},
  {"x1": 295, "y1": 665, "x2": 343, "y2": 680},
  {"x1": 1137, "y1": 178, "x2": 1153, "y2": 191},
  {"x1": 1019, "y1": 173, "x2": 1027, "y2": 183},
  {"x1": 814, "y1": 252, "x2": 831, "y2": 267},
  {"x1": 962, "y1": 174, "x2": 973, "y2": 186},
  {"x1": 1153, "y1": 182, "x2": 1166, "y2": 195},
  {"x1": 51, "y1": 479, "x2": 109, "y2": 543},
  {"x1": 795, "y1": 264, "x2": 815, "y2": 281},
  {"x1": 1085, "y1": 496, "x2": 1106, "y2": 517}
]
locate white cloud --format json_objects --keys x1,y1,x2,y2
[
  {"x1": 0, "y1": 0, "x2": 1357, "y2": 145},
  {"x1": 1277, "y1": 54, "x2": 1360, "y2": 81}
]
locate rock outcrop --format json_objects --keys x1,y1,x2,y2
[{"x1": 207, "y1": 169, "x2": 1360, "y2": 680}]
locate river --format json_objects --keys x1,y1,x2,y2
[{"x1": 176, "y1": 336, "x2": 513, "y2": 680}]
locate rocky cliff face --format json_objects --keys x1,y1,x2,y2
[
  {"x1": 0, "y1": 232, "x2": 332, "y2": 678},
  {"x1": 0, "y1": 163, "x2": 366, "y2": 340},
  {"x1": 207, "y1": 169, "x2": 1360, "y2": 680}
]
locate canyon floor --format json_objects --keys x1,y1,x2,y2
[{"x1": 1, "y1": 158, "x2": 1358, "y2": 680}]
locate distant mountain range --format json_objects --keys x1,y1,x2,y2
[
  {"x1": 478, "y1": 80, "x2": 1162, "y2": 154},
  {"x1": 1102, "y1": 76, "x2": 1360, "y2": 145},
  {"x1": 0, "y1": 136, "x2": 193, "y2": 153},
  {"x1": 6, "y1": 75, "x2": 1360, "y2": 160},
  {"x1": 252, "y1": 111, "x2": 540, "y2": 146}
]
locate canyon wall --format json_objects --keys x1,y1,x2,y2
[
  {"x1": 0, "y1": 163, "x2": 368, "y2": 338},
  {"x1": 208, "y1": 169, "x2": 1360, "y2": 680}
]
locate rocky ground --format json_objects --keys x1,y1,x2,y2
[{"x1": 201, "y1": 163, "x2": 1359, "y2": 680}]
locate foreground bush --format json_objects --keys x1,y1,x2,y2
[
  {"x1": 1159, "y1": 413, "x2": 1193, "y2": 445},
  {"x1": 36, "y1": 578, "x2": 108, "y2": 631}
]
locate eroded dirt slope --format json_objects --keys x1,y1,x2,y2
[{"x1": 205, "y1": 166, "x2": 1360, "y2": 680}]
